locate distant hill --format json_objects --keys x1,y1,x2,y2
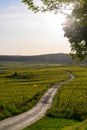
[{"x1": 0, "y1": 53, "x2": 74, "y2": 64}]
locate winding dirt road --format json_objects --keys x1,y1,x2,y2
[{"x1": 0, "y1": 72, "x2": 75, "y2": 130}]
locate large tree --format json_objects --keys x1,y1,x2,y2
[
  {"x1": 22, "y1": 0, "x2": 87, "y2": 61},
  {"x1": 63, "y1": 3, "x2": 87, "y2": 61}
]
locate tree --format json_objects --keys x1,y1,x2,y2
[
  {"x1": 22, "y1": 0, "x2": 87, "y2": 61},
  {"x1": 63, "y1": 3, "x2": 87, "y2": 61},
  {"x1": 22, "y1": 0, "x2": 86, "y2": 12}
]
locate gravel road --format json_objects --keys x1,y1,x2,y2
[{"x1": 0, "y1": 72, "x2": 75, "y2": 130}]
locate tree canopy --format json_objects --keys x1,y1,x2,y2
[
  {"x1": 63, "y1": 3, "x2": 87, "y2": 61},
  {"x1": 22, "y1": 0, "x2": 87, "y2": 61},
  {"x1": 22, "y1": 0, "x2": 86, "y2": 12}
]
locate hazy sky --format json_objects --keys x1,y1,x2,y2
[{"x1": 0, "y1": 0, "x2": 70, "y2": 55}]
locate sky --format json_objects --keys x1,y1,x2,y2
[{"x1": 0, "y1": 0, "x2": 71, "y2": 55}]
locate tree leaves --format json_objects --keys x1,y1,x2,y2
[{"x1": 63, "y1": 2, "x2": 87, "y2": 61}]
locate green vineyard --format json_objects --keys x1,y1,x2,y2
[
  {"x1": 1, "y1": 64, "x2": 87, "y2": 130},
  {"x1": 24, "y1": 65, "x2": 87, "y2": 130},
  {"x1": 47, "y1": 66, "x2": 87, "y2": 121},
  {"x1": 0, "y1": 64, "x2": 69, "y2": 120}
]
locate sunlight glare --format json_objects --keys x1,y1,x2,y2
[
  {"x1": 57, "y1": 14, "x2": 66, "y2": 25},
  {"x1": 47, "y1": 13, "x2": 66, "y2": 28}
]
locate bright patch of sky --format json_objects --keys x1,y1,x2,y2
[{"x1": 0, "y1": 0, "x2": 70, "y2": 55}]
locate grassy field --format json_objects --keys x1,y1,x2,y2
[
  {"x1": 1, "y1": 64, "x2": 87, "y2": 130},
  {"x1": 24, "y1": 65, "x2": 87, "y2": 130},
  {"x1": 47, "y1": 66, "x2": 87, "y2": 121},
  {"x1": 24, "y1": 116, "x2": 79, "y2": 130},
  {"x1": 66, "y1": 119, "x2": 87, "y2": 130},
  {"x1": 0, "y1": 63, "x2": 69, "y2": 120}
]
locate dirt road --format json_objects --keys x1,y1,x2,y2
[{"x1": 0, "y1": 72, "x2": 75, "y2": 130}]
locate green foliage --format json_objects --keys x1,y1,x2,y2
[
  {"x1": 2, "y1": 64, "x2": 87, "y2": 129},
  {"x1": 63, "y1": 3, "x2": 87, "y2": 61},
  {"x1": 22, "y1": 0, "x2": 87, "y2": 13},
  {"x1": 47, "y1": 66, "x2": 87, "y2": 121},
  {"x1": 65, "y1": 119, "x2": 87, "y2": 130},
  {"x1": 0, "y1": 63, "x2": 69, "y2": 120},
  {"x1": 24, "y1": 66, "x2": 87, "y2": 130},
  {"x1": 24, "y1": 116, "x2": 78, "y2": 130}
]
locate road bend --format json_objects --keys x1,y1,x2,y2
[{"x1": 0, "y1": 72, "x2": 75, "y2": 130}]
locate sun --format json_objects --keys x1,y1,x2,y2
[
  {"x1": 48, "y1": 12, "x2": 66, "y2": 28},
  {"x1": 57, "y1": 14, "x2": 66, "y2": 25}
]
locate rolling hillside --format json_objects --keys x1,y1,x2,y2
[{"x1": 0, "y1": 53, "x2": 74, "y2": 64}]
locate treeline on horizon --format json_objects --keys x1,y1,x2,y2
[{"x1": 0, "y1": 53, "x2": 74, "y2": 64}]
